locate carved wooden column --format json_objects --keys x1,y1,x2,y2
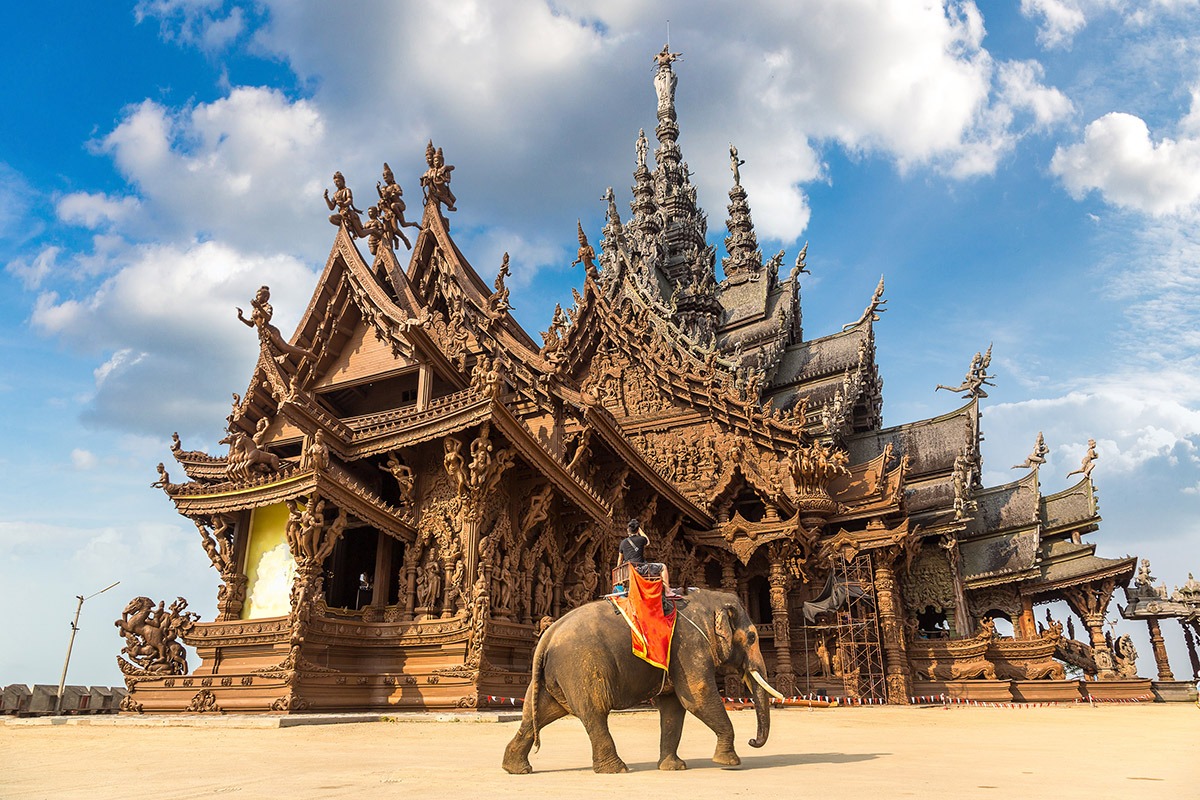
[
  {"x1": 372, "y1": 533, "x2": 392, "y2": 608},
  {"x1": 1018, "y1": 594, "x2": 1037, "y2": 639},
  {"x1": 767, "y1": 544, "x2": 794, "y2": 693},
  {"x1": 416, "y1": 363, "x2": 432, "y2": 411},
  {"x1": 1183, "y1": 622, "x2": 1200, "y2": 680},
  {"x1": 1062, "y1": 579, "x2": 1118, "y2": 680},
  {"x1": 873, "y1": 548, "x2": 912, "y2": 705},
  {"x1": 1145, "y1": 617, "x2": 1174, "y2": 681},
  {"x1": 720, "y1": 560, "x2": 737, "y2": 593},
  {"x1": 403, "y1": 552, "x2": 417, "y2": 622}
]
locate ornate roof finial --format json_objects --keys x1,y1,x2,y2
[
  {"x1": 1066, "y1": 438, "x2": 1099, "y2": 481},
  {"x1": 572, "y1": 220, "x2": 598, "y2": 280},
  {"x1": 1012, "y1": 431, "x2": 1049, "y2": 470},
  {"x1": 789, "y1": 242, "x2": 810, "y2": 281},
  {"x1": 935, "y1": 343, "x2": 994, "y2": 399},
  {"x1": 730, "y1": 144, "x2": 744, "y2": 186},
  {"x1": 420, "y1": 140, "x2": 457, "y2": 217},
  {"x1": 652, "y1": 44, "x2": 682, "y2": 120},
  {"x1": 324, "y1": 171, "x2": 366, "y2": 238}
]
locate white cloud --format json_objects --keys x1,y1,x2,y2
[
  {"x1": 70, "y1": 448, "x2": 99, "y2": 470},
  {"x1": 1051, "y1": 105, "x2": 1200, "y2": 215},
  {"x1": 1020, "y1": 0, "x2": 1089, "y2": 48},
  {"x1": 97, "y1": 87, "x2": 329, "y2": 256},
  {"x1": 30, "y1": 240, "x2": 315, "y2": 435},
  {"x1": 6, "y1": 246, "x2": 60, "y2": 290},
  {"x1": 56, "y1": 192, "x2": 141, "y2": 229}
]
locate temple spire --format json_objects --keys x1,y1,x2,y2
[{"x1": 722, "y1": 143, "x2": 762, "y2": 280}]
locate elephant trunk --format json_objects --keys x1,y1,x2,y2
[{"x1": 745, "y1": 644, "x2": 772, "y2": 749}]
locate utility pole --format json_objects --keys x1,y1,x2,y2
[{"x1": 56, "y1": 581, "x2": 120, "y2": 715}]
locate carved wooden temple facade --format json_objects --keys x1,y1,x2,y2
[{"x1": 122, "y1": 52, "x2": 1153, "y2": 713}]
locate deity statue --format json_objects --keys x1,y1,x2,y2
[
  {"x1": 571, "y1": 221, "x2": 598, "y2": 280},
  {"x1": 236, "y1": 285, "x2": 318, "y2": 362},
  {"x1": 324, "y1": 171, "x2": 367, "y2": 237},
  {"x1": 304, "y1": 430, "x2": 330, "y2": 471},
  {"x1": 150, "y1": 462, "x2": 171, "y2": 490},
  {"x1": 1066, "y1": 438, "x2": 1099, "y2": 480},
  {"x1": 376, "y1": 162, "x2": 418, "y2": 249},
  {"x1": 1012, "y1": 431, "x2": 1049, "y2": 470},
  {"x1": 380, "y1": 452, "x2": 415, "y2": 505},
  {"x1": 936, "y1": 344, "x2": 993, "y2": 399},
  {"x1": 635, "y1": 128, "x2": 648, "y2": 169},
  {"x1": 652, "y1": 44, "x2": 682, "y2": 111},
  {"x1": 420, "y1": 141, "x2": 457, "y2": 214},
  {"x1": 729, "y1": 144, "x2": 744, "y2": 185}
]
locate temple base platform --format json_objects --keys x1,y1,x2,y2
[{"x1": 1150, "y1": 680, "x2": 1198, "y2": 703}]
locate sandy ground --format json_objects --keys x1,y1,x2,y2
[{"x1": 1, "y1": 704, "x2": 1197, "y2": 800}]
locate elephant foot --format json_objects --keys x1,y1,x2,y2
[
  {"x1": 658, "y1": 755, "x2": 688, "y2": 771},
  {"x1": 502, "y1": 759, "x2": 533, "y2": 775},
  {"x1": 712, "y1": 750, "x2": 741, "y2": 767},
  {"x1": 593, "y1": 758, "x2": 629, "y2": 774}
]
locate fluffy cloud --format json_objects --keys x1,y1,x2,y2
[
  {"x1": 97, "y1": 87, "x2": 330, "y2": 256},
  {"x1": 30, "y1": 240, "x2": 316, "y2": 435},
  {"x1": 6, "y1": 245, "x2": 60, "y2": 290},
  {"x1": 1020, "y1": 0, "x2": 1090, "y2": 48},
  {"x1": 1051, "y1": 106, "x2": 1200, "y2": 215},
  {"x1": 56, "y1": 192, "x2": 141, "y2": 230}
]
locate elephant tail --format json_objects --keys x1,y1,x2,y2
[{"x1": 530, "y1": 628, "x2": 549, "y2": 753}]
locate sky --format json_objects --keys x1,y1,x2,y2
[{"x1": 1, "y1": 0, "x2": 1198, "y2": 689}]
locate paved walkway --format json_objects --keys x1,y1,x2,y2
[{"x1": 1, "y1": 704, "x2": 1195, "y2": 799}]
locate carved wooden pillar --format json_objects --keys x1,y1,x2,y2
[
  {"x1": 416, "y1": 363, "x2": 432, "y2": 411},
  {"x1": 1183, "y1": 621, "x2": 1200, "y2": 680},
  {"x1": 1018, "y1": 594, "x2": 1037, "y2": 639},
  {"x1": 372, "y1": 533, "x2": 392, "y2": 608},
  {"x1": 873, "y1": 549, "x2": 912, "y2": 704},
  {"x1": 721, "y1": 560, "x2": 737, "y2": 593},
  {"x1": 403, "y1": 555, "x2": 417, "y2": 622},
  {"x1": 767, "y1": 545, "x2": 794, "y2": 692},
  {"x1": 1062, "y1": 579, "x2": 1118, "y2": 679},
  {"x1": 1145, "y1": 617, "x2": 1174, "y2": 681}
]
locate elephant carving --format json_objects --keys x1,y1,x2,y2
[{"x1": 503, "y1": 588, "x2": 782, "y2": 774}]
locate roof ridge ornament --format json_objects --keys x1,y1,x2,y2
[
  {"x1": 572, "y1": 220, "x2": 598, "y2": 280},
  {"x1": 843, "y1": 275, "x2": 886, "y2": 331},
  {"x1": 1012, "y1": 431, "x2": 1049, "y2": 470},
  {"x1": 935, "y1": 343, "x2": 994, "y2": 399},
  {"x1": 420, "y1": 140, "x2": 457, "y2": 223}
]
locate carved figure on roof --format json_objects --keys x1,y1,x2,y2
[
  {"x1": 1135, "y1": 558, "x2": 1155, "y2": 588},
  {"x1": 486, "y1": 253, "x2": 513, "y2": 324},
  {"x1": 324, "y1": 171, "x2": 366, "y2": 237},
  {"x1": 236, "y1": 285, "x2": 318, "y2": 363},
  {"x1": 220, "y1": 430, "x2": 282, "y2": 482},
  {"x1": 952, "y1": 448, "x2": 977, "y2": 520},
  {"x1": 304, "y1": 430, "x2": 330, "y2": 472},
  {"x1": 377, "y1": 162, "x2": 418, "y2": 249},
  {"x1": 572, "y1": 221, "x2": 599, "y2": 280},
  {"x1": 790, "y1": 242, "x2": 810, "y2": 281},
  {"x1": 170, "y1": 432, "x2": 181, "y2": 452},
  {"x1": 844, "y1": 275, "x2": 886, "y2": 331},
  {"x1": 1012, "y1": 431, "x2": 1049, "y2": 470},
  {"x1": 635, "y1": 128, "x2": 648, "y2": 169},
  {"x1": 652, "y1": 44, "x2": 682, "y2": 111},
  {"x1": 151, "y1": 462, "x2": 171, "y2": 490},
  {"x1": 935, "y1": 344, "x2": 994, "y2": 399},
  {"x1": 729, "y1": 144, "x2": 744, "y2": 185},
  {"x1": 1066, "y1": 438, "x2": 1098, "y2": 480},
  {"x1": 421, "y1": 141, "x2": 457, "y2": 214},
  {"x1": 361, "y1": 205, "x2": 393, "y2": 255},
  {"x1": 253, "y1": 417, "x2": 270, "y2": 447}
]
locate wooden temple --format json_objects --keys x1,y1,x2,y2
[{"x1": 120, "y1": 51, "x2": 1154, "y2": 713}]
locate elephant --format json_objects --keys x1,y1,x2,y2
[{"x1": 502, "y1": 588, "x2": 783, "y2": 774}]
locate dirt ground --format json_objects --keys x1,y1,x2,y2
[{"x1": 1, "y1": 704, "x2": 1196, "y2": 800}]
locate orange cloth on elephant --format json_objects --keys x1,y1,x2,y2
[{"x1": 611, "y1": 568, "x2": 676, "y2": 670}]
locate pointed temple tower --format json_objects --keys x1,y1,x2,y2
[{"x1": 123, "y1": 51, "x2": 1159, "y2": 714}]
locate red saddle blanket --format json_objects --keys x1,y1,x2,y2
[{"x1": 609, "y1": 568, "x2": 677, "y2": 670}]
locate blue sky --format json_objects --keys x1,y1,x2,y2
[{"x1": 2, "y1": 1, "x2": 1198, "y2": 687}]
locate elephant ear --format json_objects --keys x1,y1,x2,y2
[{"x1": 714, "y1": 606, "x2": 735, "y2": 663}]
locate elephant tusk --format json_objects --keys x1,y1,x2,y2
[{"x1": 750, "y1": 670, "x2": 785, "y2": 701}]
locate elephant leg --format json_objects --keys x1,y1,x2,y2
[
  {"x1": 576, "y1": 705, "x2": 628, "y2": 773},
  {"x1": 656, "y1": 693, "x2": 687, "y2": 770},
  {"x1": 502, "y1": 688, "x2": 569, "y2": 774},
  {"x1": 676, "y1": 683, "x2": 739, "y2": 767}
]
